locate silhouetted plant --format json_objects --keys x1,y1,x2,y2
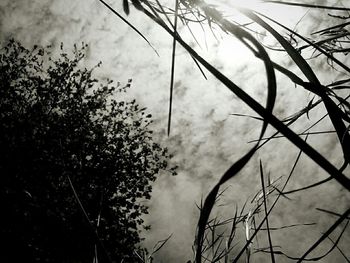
[
  {"x1": 0, "y1": 39, "x2": 175, "y2": 262},
  {"x1": 98, "y1": 1, "x2": 350, "y2": 262}
]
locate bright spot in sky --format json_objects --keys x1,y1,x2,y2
[
  {"x1": 207, "y1": 0, "x2": 305, "y2": 27},
  {"x1": 225, "y1": 0, "x2": 264, "y2": 9},
  {"x1": 206, "y1": 0, "x2": 265, "y2": 14},
  {"x1": 190, "y1": 0, "x2": 307, "y2": 61}
]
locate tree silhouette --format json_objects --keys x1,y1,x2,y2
[{"x1": 0, "y1": 39, "x2": 175, "y2": 262}]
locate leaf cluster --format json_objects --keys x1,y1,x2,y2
[{"x1": 0, "y1": 39, "x2": 174, "y2": 262}]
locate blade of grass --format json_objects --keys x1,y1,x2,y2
[
  {"x1": 259, "y1": 161, "x2": 276, "y2": 263},
  {"x1": 316, "y1": 208, "x2": 350, "y2": 219},
  {"x1": 327, "y1": 236, "x2": 350, "y2": 263},
  {"x1": 282, "y1": 160, "x2": 348, "y2": 194},
  {"x1": 167, "y1": 0, "x2": 179, "y2": 136},
  {"x1": 282, "y1": 176, "x2": 333, "y2": 195},
  {"x1": 230, "y1": 113, "x2": 263, "y2": 121},
  {"x1": 248, "y1": 130, "x2": 336, "y2": 143},
  {"x1": 274, "y1": 219, "x2": 349, "y2": 261},
  {"x1": 312, "y1": 21, "x2": 350, "y2": 35},
  {"x1": 152, "y1": 234, "x2": 172, "y2": 254},
  {"x1": 98, "y1": 0, "x2": 159, "y2": 56},
  {"x1": 328, "y1": 78, "x2": 350, "y2": 87},
  {"x1": 296, "y1": 208, "x2": 350, "y2": 262},
  {"x1": 255, "y1": 222, "x2": 316, "y2": 231},
  {"x1": 297, "y1": 32, "x2": 350, "y2": 52}
]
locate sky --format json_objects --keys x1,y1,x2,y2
[{"x1": 1, "y1": 0, "x2": 350, "y2": 262}]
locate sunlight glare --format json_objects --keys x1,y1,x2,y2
[
  {"x1": 227, "y1": 0, "x2": 263, "y2": 10},
  {"x1": 207, "y1": 0, "x2": 265, "y2": 14}
]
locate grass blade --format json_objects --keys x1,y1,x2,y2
[
  {"x1": 98, "y1": 0, "x2": 159, "y2": 56},
  {"x1": 259, "y1": 161, "x2": 276, "y2": 263},
  {"x1": 316, "y1": 208, "x2": 350, "y2": 219},
  {"x1": 152, "y1": 234, "x2": 172, "y2": 254},
  {"x1": 297, "y1": 208, "x2": 350, "y2": 262},
  {"x1": 167, "y1": 0, "x2": 179, "y2": 136},
  {"x1": 282, "y1": 160, "x2": 348, "y2": 194},
  {"x1": 327, "y1": 236, "x2": 350, "y2": 263}
]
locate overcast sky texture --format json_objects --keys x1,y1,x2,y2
[{"x1": 1, "y1": 0, "x2": 350, "y2": 262}]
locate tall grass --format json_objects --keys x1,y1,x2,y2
[{"x1": 99, "y1": 0, "x2": 350, "y2": 261}]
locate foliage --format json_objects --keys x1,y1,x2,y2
[{"x1": 0, "y1": 39, "x2": 175, "y2": 262}]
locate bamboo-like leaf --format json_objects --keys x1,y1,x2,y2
[
  {"x1": 131, "y1": 0, "x2": 144, "y2": 11},
  {"x1": 123, "y1": 0, "x2": 130, "y2": 15},
  {"x1": 332, "y1": 85, "x2": 350, "y2": 90},
  {"x1": 328, "y1": 77, "x2": 350, "y2": 86}
]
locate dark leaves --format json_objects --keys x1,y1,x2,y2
[{"x1": 0, "y1": 39, "x2": 174, "y2": 262}]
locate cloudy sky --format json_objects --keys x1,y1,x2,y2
[{"x1": 1, "y1": 0, "x2": 349, "y2": 262}]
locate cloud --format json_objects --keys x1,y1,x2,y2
[{"x1": 1, "y1": 1, "x2": 349, "y2": 262}]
